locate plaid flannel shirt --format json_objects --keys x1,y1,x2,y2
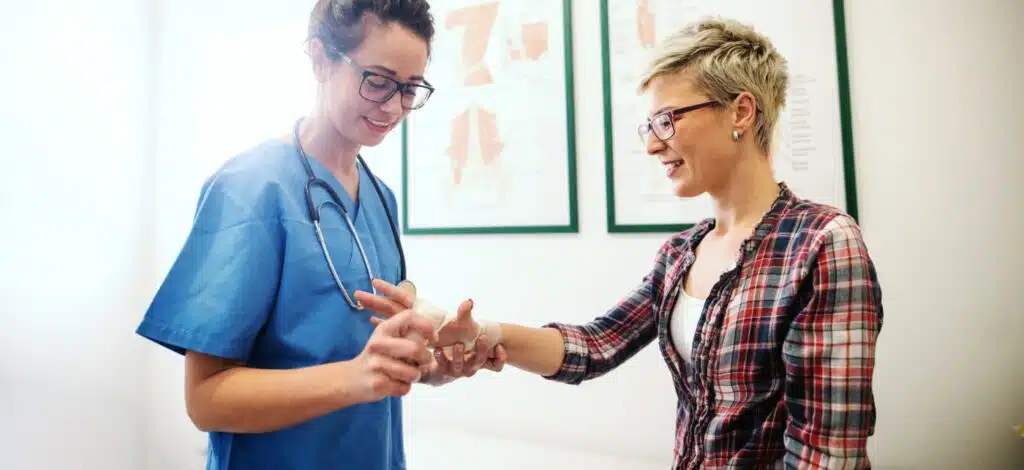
[{"x1": 544, "y1": 183, "x2": 883, "y2": 469}]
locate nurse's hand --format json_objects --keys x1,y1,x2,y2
[
  {"x1": 356, "y1": 279, "x2": 481, "y2": 347},
  {"x1": 347, "y1": 309, "x2": 437, "y2": 402},
  {"x1": 356, "y1": 279, "x2": 420, "y2": 316}
]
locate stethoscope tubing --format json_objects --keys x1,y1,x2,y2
[{"x1": 293, "y1": 117, "x2": 406, "y2": 309}]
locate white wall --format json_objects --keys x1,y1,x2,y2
[
  {"x1": 0, "y1": 1, "x2": 155, "y2": 469},
  {"x1": 841, "y1": 1, "x2": 1024, "y2": 467}
]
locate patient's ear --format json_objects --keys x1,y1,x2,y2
[{"x1": 730, "y1": 91, "x2": 758, "y2": 134}]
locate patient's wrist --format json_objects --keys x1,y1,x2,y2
[
  {"x1": 476, "y1": 320, "x2": 502, "y2": 350},
  {"x1": 411, "y1": 297, "x2": 448, "y2": 332},
  {"x1": 410, "y1": 295, "x2": 502, "y2": 351}
]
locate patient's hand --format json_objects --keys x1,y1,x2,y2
[
  {"x1": 356, "y1": 279, "x2": 480, "y2": 348},
  {"x1": 427, "y1": 298, "x2": 479, "y2": 348},
  {"x1": 354, "y1": 279, "x2": 507, "y2": 381}
]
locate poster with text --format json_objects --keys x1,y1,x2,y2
[{"x1": 602, "y1": 0, "x2": 858, "y2": 232}]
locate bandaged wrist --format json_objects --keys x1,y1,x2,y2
[
  {"x1": 411, "y1": 297, "x2": 448, "y2": 333},
  {"x1": 410, "y1": 297, "x2": 502, "y2": 350},
  {"x1": 474, "y1": 320, "x2": 502, "y2": 350}
]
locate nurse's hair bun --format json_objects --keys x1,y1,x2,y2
[{"x1": 306, "y1": 0, "x2": 436, "y2": 59}]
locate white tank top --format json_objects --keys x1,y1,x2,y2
[{"x1": 669, "y1": 288, "x2": 706, "y2": 362}]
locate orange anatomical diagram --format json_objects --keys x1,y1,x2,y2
[
  {"x1": 442, "y1": 2, "x2": 550, "y2": 186},
  {"x1": 444, "y1": 2, "x2": 500, "y2": 185},
  {"x1": 509, "y1": 21, "x2": 548, "y2": 61},
  {"x1": 474, "y1": 108, "x2": 502, "y2": 165},
  {"x1": 445, "y1": 107, "x2": 503, "y2": 185},
  {"x1": 446, "y1": 110, "x2": 469, "y2": 185},
  {"x1": 445, "y1": 2, "x2": 500, "y2": 87},
  {"x1": 636, "y1": 0, "x2": 655, "y2": 48}
]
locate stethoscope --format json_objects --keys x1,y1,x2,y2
[{"x1": 293, "y1": 117, "x2": 406, "y2": 310}]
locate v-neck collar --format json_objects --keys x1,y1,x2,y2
[
  {"x1": 658, "y1": 182, "x2": 795, "y2": 297},
  {"x1": 677, "y1": 182, "x2": 793, "y2": 258},
  {"x1": 304, "y1": 153, "x2": 369, "y2": 221}
]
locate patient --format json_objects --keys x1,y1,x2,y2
[{"x1": 357, "y1": 17, "x2": 883, "y2": 469}]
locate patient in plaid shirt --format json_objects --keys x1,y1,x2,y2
[{"x1": 358, "y1": 16, "x2": 882, "y2": 470}]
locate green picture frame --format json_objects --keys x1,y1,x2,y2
[
  {"x1": 401, "y1": 0, "x2": 579, "y2": 235},
  {"x1": 600, "y1": 0, "x2": 860, "y2": 233}
]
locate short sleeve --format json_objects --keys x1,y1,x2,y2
[{"x1": 135, "y1": 172, "x2": 284, "y2": 362}]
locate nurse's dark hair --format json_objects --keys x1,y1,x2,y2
[{"x1": 307, "y1": 0, "x2": 435, "y2": 58}]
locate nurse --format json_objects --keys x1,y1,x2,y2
[{"x1": 134, "y1": 1, "x2": 489, "y2": 469}]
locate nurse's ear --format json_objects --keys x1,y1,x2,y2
[{"x1": 306, "y1": 38, "x2": 332, "y2": 84}]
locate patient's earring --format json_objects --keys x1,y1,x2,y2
[{"x1": 731, "y1": 129, "x2": 741, "y2": 142}]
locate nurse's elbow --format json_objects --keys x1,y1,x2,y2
[
  {"x1": 187, "y1": 402, "x2": 216, "y2": 433},
  {"x1": 183, "y1": 350, "x2": 237, "y2": 433},
  {"x1": 184, "y1": 383, "x2": 220, "y2": 432}
]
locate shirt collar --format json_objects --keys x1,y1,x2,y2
[{"x1": 667, "y1": 181, "x2": 796, "y2": 258}]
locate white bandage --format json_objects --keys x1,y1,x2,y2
[
  {"x1": 409, "y1": 297, "x2": 501, "y2": 351},
  {"x1": 475, "y1": 320, "x2": 502, "y2": 351},
  {"x1": 404, "y1": 297, "x2": 447, "y2": 343},
  {"x1": 411, "y1": 297, "x2": 448, "y2": 333}
]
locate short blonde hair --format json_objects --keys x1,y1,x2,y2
[{"x1": 638, "y1": 18, "x2": 788, "y2": 155}]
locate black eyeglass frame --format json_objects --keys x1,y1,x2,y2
[{"x1": 337, "y1": 52, "x2": 435, "y2": 110}]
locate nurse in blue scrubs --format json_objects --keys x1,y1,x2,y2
[{"x1": 133, "y1": 1, "x2": 482, "y2": 469}]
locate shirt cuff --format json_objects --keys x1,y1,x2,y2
[{"x1": 541, "y1": 322, "x2": 589, "y2": 385}]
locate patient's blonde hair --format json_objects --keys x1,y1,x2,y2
[{"x1": 638, "y1": 18, "x2": 788, "y2": 155}]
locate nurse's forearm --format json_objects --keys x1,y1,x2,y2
[
  {"x1": 498, "y1": 323, "x2": 565, "y2": 377},
  {"x1": 186, "y1": 353, "x2": 362, "y2": 434}
]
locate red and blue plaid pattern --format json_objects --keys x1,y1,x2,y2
[{"x1": 544, "y1": 183, "x2": 882, "y2": 469}]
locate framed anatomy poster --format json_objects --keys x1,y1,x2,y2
[
  {"x1": 601, "y1": 0, "x2": 860, "y2": 232},
  {"x1": 402, "y1": 0, "x2": 579, "y2": 235}
]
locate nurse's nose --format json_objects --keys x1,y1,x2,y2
[{"x1": 380, "y1": 89, "x2": 404, "y2": 115}]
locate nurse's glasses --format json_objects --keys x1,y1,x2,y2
[{"x1": 338, "y1": 53, "x2": 435, "y2": 110}]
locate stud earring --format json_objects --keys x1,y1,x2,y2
[{"x1": 731, "y1": 129, "x2": 741, "y2": 142}]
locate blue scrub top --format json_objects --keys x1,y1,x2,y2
[{"x1": 136, "y1": 139, "x2": 406, "y2": 470}]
